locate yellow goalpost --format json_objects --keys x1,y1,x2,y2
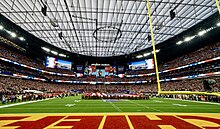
[
  {"x1": 146, "y1": 0, "x2": 220, "y2": 97},
  {"x1": 159, "y1": 91, "x2": 220, "y2": 97},
  {"x1": 146, "y1": 0, "x2": 161, "y2": 94},
  {"x1": 216, "y1": 0, "x2": 220, "y2": 14}
]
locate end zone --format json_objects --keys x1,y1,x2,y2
[{"x1": 0, "y1": 113, "x2": 220, "y2": 129}]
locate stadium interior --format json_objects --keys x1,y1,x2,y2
[{"x1": 0, "y1": 0, "x2": 220, "y2": 128}]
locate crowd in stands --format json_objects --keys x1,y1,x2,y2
[
  {"x1": 1, "y1": 57, "x2": 218, "y2": 84},
  {"x1": 159, "y1": 61, "x2": 219, "y2": 79},
  {"x1": 126, "y1": 42, "x2": 220, "y2": 75},
  {"x1": 0, "y1": 39, "x2": 220, "y2": 103},
  {"x1": 0, "y1": 76, "x2": 73, "y2": 104},
  {"x1": 164, "y1": 42, "x2": 220, "y2": 69},
  {"x1": 0, "y1": 75, "x2": 219, "y2": 103},
  {"x1": 0, "y1": 60, "x2": 45, "y2": 78},
  {"x1": 0, "y1": 43, "x2": 75, "y2": 74},
  {"x1": 161, "y1": 94, "x2": 220, "y2": 103},
  {"x1": 0, "y1": 41, "x2": 219, "y2": 82},
  {"x1": 49, "y1": 60, "x2": 219, "y2": 83}
]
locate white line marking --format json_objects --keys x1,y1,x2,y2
[
  {"x1": 128, "y1": 100, "x2": 162, "y2": 112},
  {"x1": 65, "y1": 104, "x2": 75, "y2": 107},
  {"x1": 172, "y1": 103, "x2": 187, "y2": 107},
  {"x1": 153, "y1": 100, "x2": 163, "y2": 103},
  {"x1": 109, "y1": 102, "x2": 123, "y2": 112},
  {"x1": 0, "y1": 98, "x2": 54, "y2": 109}
]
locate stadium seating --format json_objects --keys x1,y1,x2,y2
[{"x1": 0, "y1": 40, "x2": 220, "y2": 103}]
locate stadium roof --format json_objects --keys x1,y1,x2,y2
[{"x1": 0, "y1": 0, "x2": 219, "y2": 57}]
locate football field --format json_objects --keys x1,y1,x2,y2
[
  {"x1": 1, "y1": 96, "x2": 220, "y2": 129},
  {"x1": 0, "y1": 95, "x2": 220, "y2": 113}
]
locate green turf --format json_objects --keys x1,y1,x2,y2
[{"x1": 0, "y1": 96, "x2": 220, "y2": 113}]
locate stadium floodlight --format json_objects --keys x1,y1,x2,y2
[
  {"x1": 136, "y1": 55, "x2": 143, "y2": 58},
  {"x1": 59, "y1": 53, "x2": 66, "y2": 57},
  {"x1": 217, "y1": 22, "x2": 220, "y2": 27},
  {"x1": 10, "y1": 32, "x2": 16, "y2": 38},
  {"x1": 41, "y1": 47, "x2": 50, "y2": 52},
  {"x1": 19, "y1": 37, "x2": 25, "y2": 41},
  {"x1": 184, "y1": 36, "x2": 193, "y2": 42},
  {"x1": 198, "y1": 30, "x2": 207, "y2": 36},
  {"x1": 176, "y1": 41, "x2": 183, "y2": 45},
  {"x1": 155, "y1": 49, "x2": 160, "y2": 53},
  {"x1": 151, "y1": 49, "x2": 160, "y2": 54},
  {"x1": 51, "y1": 50, "x2": 58, "y2": 55},
  {"x1": 0, "y1": 25, "x2": 3, "y2": 30},
  {"x1": 143, "y1": 53, "x2": 151, "y2": 57}
]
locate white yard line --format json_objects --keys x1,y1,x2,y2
[
  {"x1": 128, "y1": 100, "x2": 162, "y2": 112},
  {"x1": 109, "y1": 102, "x2": 123, "y2": 112},
  {"x1": 172, "y1": 103, "x2": 187, "y2": 107},
  {"x1": 164, "y1": 98, "x2": 220, "y2": 105},
  {"x1": 153, "y1": 100, "x2": 163, "y2": 103},
  {"x1": 0, "y1": 98, "x2": 54, "y2": 109}
]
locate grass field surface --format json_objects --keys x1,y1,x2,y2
[{"x1": 0, "y1": 96, "x2": 220, "y2": 114}]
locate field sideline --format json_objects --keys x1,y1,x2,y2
[
  {"x1": 0, "y1": 96, "x2": 220, "y2": 113},
  {"x1": 1, "y1": 96, "x2": 220, "y2": 129}
]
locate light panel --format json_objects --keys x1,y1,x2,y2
[
  {"x1": 0, "y1": 25, "x2": 3, "y2": 30},
  {"x1": 42, "y1": 47, "x2": 50, "y2": 52},
  {"x1": 19, "y1": 37, "x2": 25, "y2": 41},
  {"x1": 136, "y1": 55, "x2": 143, "y2": 58},
  {"x1": 10, "y1": 32, "x2": 17, "y2": 38},
  {"x1": 198, "y1": 30, "x2": 207, "y2": 36},
  {"x1": 51, "y1": 51, "x2": 58, "y2": 55}
]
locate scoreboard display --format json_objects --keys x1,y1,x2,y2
[{"x1": 129, "y1": 59, "x2": 154, "y2": 70}]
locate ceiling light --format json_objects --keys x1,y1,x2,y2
[
  {"x1": 198, "y1": 30, "x2": 206, "y2": 36},
  {"x1": 42, "y1": 47, "x2": 50, "y2": 52},
  {"x1": 155, "y1": 49, "x2": 160, "y2": 53},
  {"x1": 176, "y1": 41, "x2": 183, "y2": 45},
  {"x1": 151, "y1": 49, "x2": 160, "y2": 54},
  {"x1": 217, "y1": 22, "x2": 220, "y2": 27},
  {"x1": 184, "y1": 36, "x2": 193, "y2": 42},
  {"x1": 10, "y1": 32, "x2": 16, "y2": 38},
  {"x1": 51, "y1": 50, "x2": 58, "y2": 55},
  {"x1": 19, "y1": 37, "x2": 25, "y2": 41},
  {"x1": 0, "y1": 25, "x2": 3, "y2": 30},
  {"x1": 143, "y1": 53, "x2": 151, "y2": 57},
  {"x1": 136, "y1": 55, "x2": 143, "y2": 58},
  {"x1": 59, "y1": 53, "x2": 66, "y2": 57},
  {"x1": 206, "y1": 27, "x2": 214, "y2": 32}
]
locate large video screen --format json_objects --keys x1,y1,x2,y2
[
  {"x1": 118, "y1": 66, "x2": 124, "y2": 74},
  {"x1": 46, "y1": 56, "x2": 72, "y2": 70},
  {"x1": 105, "y1": 66, "x2": 116, "y2": 75},
  {"x1": 84, "y1": 65, "x2": 96, "y2": 75},
  {"x1": 84, "y1": 66, "x2": 116, "y2": 77},
  {"x1": 95, "y1": 69, "x2": 108, "y2": 77},
  {"x1": 76, "y1": 65, "x2": 83, "y2": 73},
  {"x1": 129, "y1": 59, "x2": 154, "y2": 70}
]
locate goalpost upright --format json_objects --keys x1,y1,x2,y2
[
  {"x1": 145, "y1": 0, "x2": 220, "y2": 96},
  {"x1": 146, "y1": 0, "x2": 161, "y2": 94},
  {"x1": 215, "y1": 0, "x2": 220, "y2": 14}
]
